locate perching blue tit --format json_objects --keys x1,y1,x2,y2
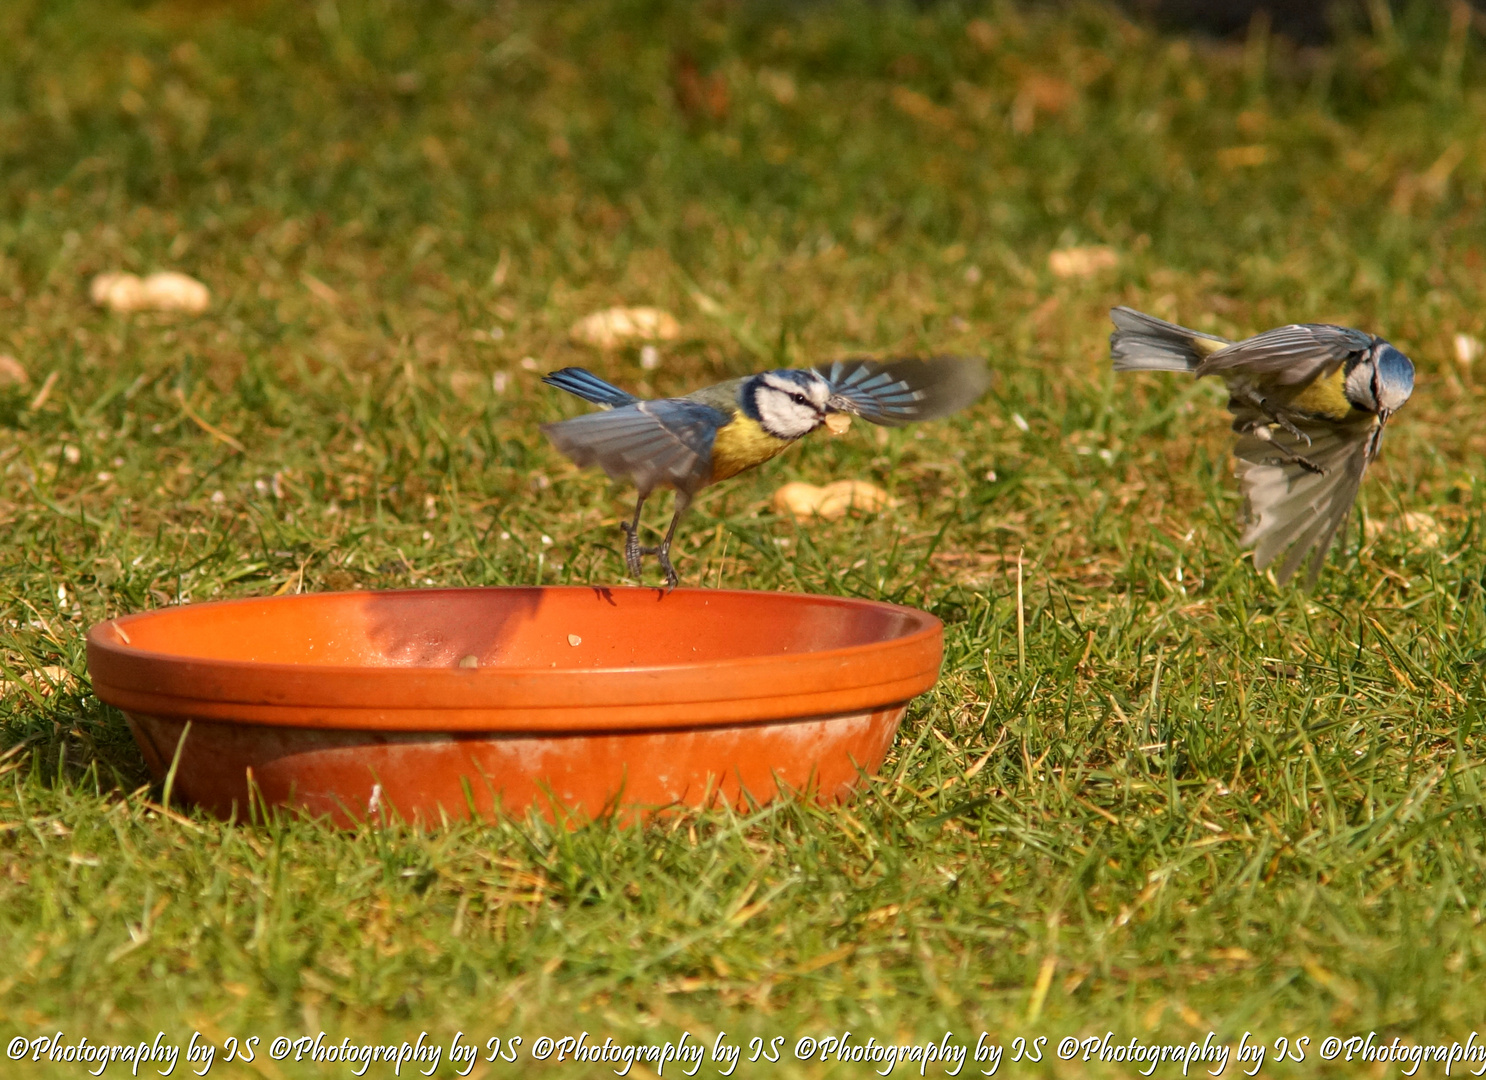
[
  {"x1": 1110, "y1": 306, "x2": 1414, "y2": 587},
  {"x1": 541, "y1": 356, "x2": 990, "y2": 587}
]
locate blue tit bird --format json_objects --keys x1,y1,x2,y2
[
  {"x1": 1110, "y1": 306, "x2": 1414, "y2": 587},
  {"x1": 541, "y1": 356, "x2": 990, "y2": 587}
]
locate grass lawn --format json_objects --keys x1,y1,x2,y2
[{"x1": 4, "y1": 0, "x2": 1486, "y2": 1072}]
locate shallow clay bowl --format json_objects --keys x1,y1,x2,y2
[{"x1": 86, "y1": 587, "x2": 943, "y2": 825}]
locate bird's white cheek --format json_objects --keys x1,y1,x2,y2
[
  {"x1": 1344, "y1": 365, "x2": 1376, "y2": 412},
  {"x1": 756, "y1": 394, "x2": 818, "y2": 439}
]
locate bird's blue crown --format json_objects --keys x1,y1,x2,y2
[{"x1": 1374, "y1": 344, "x2": 1414, "y2": 396}]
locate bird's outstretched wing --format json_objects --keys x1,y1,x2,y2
[
  {"x1": 815, "y1": 356, "x2": 989, "y2": 427},
  {"x1": 541, "y1": 399, "x2": 726, "y2": 494},
  {"x1": 1234, "y1": 417, "x2": 1384, "y2": 587},
  {"x1": 1197, "y1": 324, "x2": 1373, "y2": 385}
]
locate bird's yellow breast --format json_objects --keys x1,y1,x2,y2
[
  {"x1": 1287, "y1": 365, "x2": 1355, "y2": 422},
  {"x1": 709, "y1": 414, "x2": 795, "y2": 483}
]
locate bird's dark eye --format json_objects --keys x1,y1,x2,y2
[{"x1": 790, "y1": 393, "x2": 807, "y2": 406}]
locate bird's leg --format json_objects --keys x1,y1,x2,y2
[
  {"x1": 1272, "y1": 413, "x2": 1312, "y2": 445},
  {"x1": 620, "y1": 492, "x2": 649, "y2": 579},
  {"x1": 1237, "y1": 387, "x2": 1311, "y2": 445},
  {"x1": 1251, "y1": 425, "x2": 1325, "y2": 474},
  {"x1": 653, "y1": 491, "x2": 692, "y2": 592}
]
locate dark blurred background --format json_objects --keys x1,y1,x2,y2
[{"x1": 1134, "y1": 0, "x2": 1481, "y2": 44}]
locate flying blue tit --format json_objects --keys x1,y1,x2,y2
[
  {"x1": 1110, "y1": 306, "x2": 1414, "y2": 587},
  {"x1": 541, "y1": 356, "x2": 990, "y2": 587}
]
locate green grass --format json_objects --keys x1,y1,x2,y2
[{"x1": 4, "y1": 0, "x2": 1486, "y2": 1071}]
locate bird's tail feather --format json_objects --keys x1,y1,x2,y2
[
  {"x1": 542, "y1": 367, "x2": 638, "y2": 408},
  {"x1": 1110, "y1": 306, "x2": 1231, "y2": 373}
]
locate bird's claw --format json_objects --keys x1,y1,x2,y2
[
  {"x1": 619, "y1": 522, "x2": 679, "y2": 589},
  {"x1": 655, "y1": 547, "x2": 679, "y2": 592},
  {"x1": 1275, "y1": 414, "x2": 1312, "y2": 445},
  {"x1": 1252, "y1": 427, "x2": 1326, "y2": 474},
  {"x1": 1252, "y1": 423, "x2": 1325, "y2": 473}
]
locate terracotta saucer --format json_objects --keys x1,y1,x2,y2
[{"x1": 87, "y1": 586, "x2": 943, "y2": 824}]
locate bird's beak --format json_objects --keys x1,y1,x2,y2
[{"x1": 1378, "y1": 408, "x2": 1393, "y2": 425}]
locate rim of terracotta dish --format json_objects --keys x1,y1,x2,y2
[{"x1": 86, "y1": 587, "x2": 944, "y2": 732}]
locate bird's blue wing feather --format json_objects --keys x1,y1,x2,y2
[
  {"x1": 816, "y1": 356, "x2": 989, "y2": 427},
  {"x1": 541, "y1": 399, "x2": 725, "y2": 494}
]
